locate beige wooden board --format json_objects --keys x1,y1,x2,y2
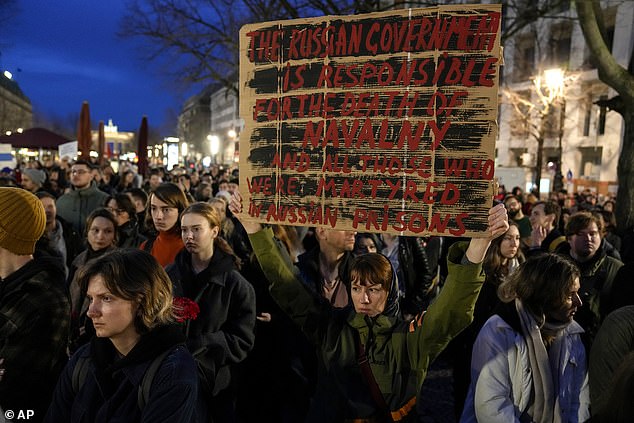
[{"x1": 239, "y1": 4, "x2": 502, "y2": 237}]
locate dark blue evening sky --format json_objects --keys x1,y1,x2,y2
[{"x1": 1, "y1": 0, "x2": 192, "y2": 133}]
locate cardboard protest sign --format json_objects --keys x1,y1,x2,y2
[
  {"x1": 58, "y1": 141, "x2": 78, "y2": 161},
  {"x1": 239, "y1": 4, "x2": 502, "y2": 237}
]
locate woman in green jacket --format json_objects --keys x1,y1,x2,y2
[{"x1": 230, "y1": 193, "x2": 508, "y2": 422}]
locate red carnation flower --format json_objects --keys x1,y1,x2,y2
[{"x1": 173, "y1": 297, "x2": 200, "y2": 323}]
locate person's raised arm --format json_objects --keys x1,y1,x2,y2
[
  {"x1": 407, "y1": 203, "x2": 509, "y2": 370},
  {"x1": 465, "y1": 203, "x2": 509, "y2": 264},
  {"x1": 228, "y1": 191, "x2": 262, "y2": 234},
  {"x1": 228, "y1": 190, "x2": 329, "y2": 344}
]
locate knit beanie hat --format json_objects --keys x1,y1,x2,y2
[
  {"x1": 0, "y1": 187, "x2": 46, "y2": 255},
  {"x1": 23, "y1": 168, "x2": 46, "y2": 187}
]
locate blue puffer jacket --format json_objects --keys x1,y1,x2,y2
[{"x1": 44, "y1": 325, "x2": 199, "y2": 423}]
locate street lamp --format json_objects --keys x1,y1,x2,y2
[
  {"x1": 181, "y1": 142, "x2": 188, "y2": 164},
  {"x1": 531, "y1": 67, "x2": 567, "y2": 194},
  {"x1": 542, "y1": 68, "x2": 566, "y2": 193},
  {"x1": 227, "y1": 128, "x2": 239, "y2": 163},
  {"x1": 208, "y1": 135, "x2": 220, "y2": 163}
]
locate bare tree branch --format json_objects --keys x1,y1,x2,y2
[
  {"x1": 576, "y1": 0, "x2": 634, "y2": 105},
  {"x1": 575, "y1": 0, "x2": 634, "y2": 232},
  {"x1": 118, "y1": 0, "x2": 581, "y2": 101}
]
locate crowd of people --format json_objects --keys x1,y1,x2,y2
[{"x1": 0, "y1": 157, "x2": 633, "y2": 422}]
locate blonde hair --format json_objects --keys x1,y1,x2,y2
[{"x1": 181, "y1": 201, "x2": 242, "y2": 269}]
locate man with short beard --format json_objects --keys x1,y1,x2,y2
[
  {"x1": 56, "y1": 160, "x2": 109, "y2": 233},
  {"x1": 503, "y1": 194, "x2": 531, "y2": 250},
  {"x1": 559, "y1": 211, "x2": 623, "y2": 351}
]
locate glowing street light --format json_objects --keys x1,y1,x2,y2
[
  {"x1": 208, "y1": 135, "x2": 220, "y2": 155},
  {"x1": 539, "y1": 68, "x2": 566, "y2": 192},
  {"x1": 208, "y1": 135, "x2": 220, "y2": 164},
  {"x1": 535, "y1": 68, "x2": 565, "y2": 105},
  {"x1": 526, "y1": 67, "x2": 574, "y2": 194}
]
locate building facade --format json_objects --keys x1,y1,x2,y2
[
  {"x1": 209, "y1": 84, "x2": 242, "y2": 166},
  {"x1": 177, "y1": 85, "x2": 214, "y2": 162},
  {"x1": 0, "y1": 71, "x2": 32, "y2": 135},
  {"x1": 97, "y1": 119, "x2": 136, "y2": 159},
  {"x1": 498, "y1": 0, "x2": 633, "y2": 197}
]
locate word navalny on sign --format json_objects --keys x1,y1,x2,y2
[{"x1": 239, "y1": 4, "x2": 502, "y2": 237}]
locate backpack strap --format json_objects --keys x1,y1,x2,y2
[
  {"x1": 353, "y1": 331, "x2": 394, "y2": 423},
  {"x1": 138, "y1": 347, "x2": 175, "y2": 409},
  {"x1": 71, "y1": 356, "x2": 90, "y2": 396},
  {"x1": 548, "y1": 235, "x2": 567, "y2": 252},
  {"x1": 71, "y1": 346, "x2": 175, "y2": 411}
]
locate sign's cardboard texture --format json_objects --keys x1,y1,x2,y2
[{"x1": 239, "y1": 4, "x2": 502, "y2": 237}]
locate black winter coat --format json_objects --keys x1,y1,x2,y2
[
  {"x1": 394, "y1": 237, "x2": 434, "y2": 316},
  {"x1": 167, "y1": 248, "x2": 256, "y2": 395},
  {"x1": 0, "y1": 252, "x2": 69, "y2": 422},
  {"x1": 117, "y1": 220, "x2": 147, "y2": 249},
  {"x1": 45, "y1": 325, "x2": 198, "y2": 423}
]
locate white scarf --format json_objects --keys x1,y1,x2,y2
[{"x1": 515, "y1": 299, "x2": 565, "y2": 423}]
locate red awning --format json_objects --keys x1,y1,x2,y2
[{"x1": 0, "y1": 127, "x2": 72, "y2": 149}]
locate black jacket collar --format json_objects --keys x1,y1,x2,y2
[{"x1": 91, "y1": 324, "x2": 185, "y2": 373}]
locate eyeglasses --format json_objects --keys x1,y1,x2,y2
[{"x1": 71, "y1": 169, "x2": 89, "y2": 175}]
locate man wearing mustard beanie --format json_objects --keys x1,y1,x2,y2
[{"x1": 0, "y1": 187, "x2": 70, "y2": 422}]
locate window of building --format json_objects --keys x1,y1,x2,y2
[
  {"x1": 510, "y1": 147, "x2": 529, "y2": 167},
  {"x1": 551, "y1": 0, "x2": 571, "y2": 13},
  {"x1": 582, "y1": 7, "x2": 616, "y2": 68},
  {"x1": 578, "y1": 146, "x2": 602, "y2": 179},
  {"x1": 582, "y1": 98, "x2": 592, "y2": 137},
  {"x1": 544, "y1": 147, "x2": 560, "y2": 172},
  {"x1": 598, "y1": 95, "x2": 607, "y2": 135},
  {"x1": 513, "y1": 35, "x2": 535, "y2": 81},
  {"x1": 547, "y1": 22, "x2": 571, "y2": 66}
]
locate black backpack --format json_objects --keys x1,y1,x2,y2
[{"x1": 71, "y1": 347, "x2": 172, "y2": 409}]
